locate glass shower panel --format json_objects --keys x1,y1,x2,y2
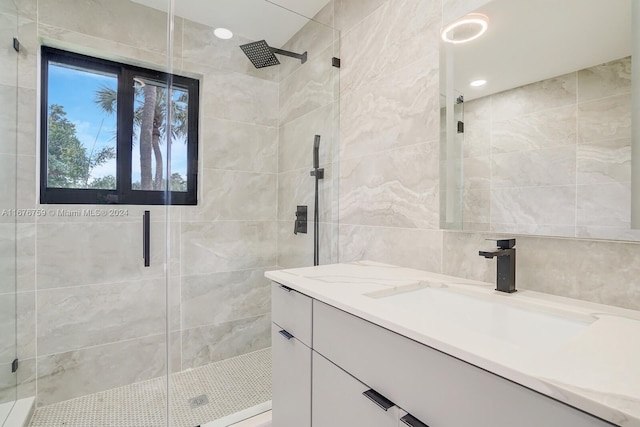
[
  {"x1": 170, "y1": 0, "x2": 340, "y2": 425},
  {"x1": 27, "y1": 0, "x2": 174, "y2": 425},
  {"x1": 0, "y1": 0, "x2": 19, "y2": 422}
]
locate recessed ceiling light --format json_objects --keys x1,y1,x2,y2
[
  {"x1": 470, "y1": 79, "x2": 487, "y2": 87},
  {"x1": 441, "y1": 13, "x2": 489, "y2": 44},
  {"x1": 214, "y1": 28, "x2": 233, "y2": 40}
]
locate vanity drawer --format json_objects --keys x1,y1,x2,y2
[
  {"x1": 271, "y1": 282, "x2": 312, "y2": 347},
  {"x1": 272, "y1": 323, "x2": 311, "y2": 427},
  {"x1": 312, "y1": 351, "x2": 398, "y2": 427},
  {"x1": 313, "y1": 300, "x2": 613, "y2": 427}
]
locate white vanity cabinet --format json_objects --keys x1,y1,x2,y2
[
  {"x1": 271, "y1": 281, "x2": 616, "y2": 427},
  {"x1": 271, "y1": 283, "x2": 312, "y2": 427},
  {"x1": 313, "y1": 300, "x2": 614, "y2": 427},
  {"x1": 312, "y1": 352, "x2": 399, "y2": 427}
]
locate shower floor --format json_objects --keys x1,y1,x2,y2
[{"x1": 29, "y1": 348, "x2": 271, "y2": 427}]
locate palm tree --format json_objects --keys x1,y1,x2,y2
[{"x1": 94, "y1": 79, "x2": 189, "y2": 191}]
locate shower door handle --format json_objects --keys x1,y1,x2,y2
[{"x1": 143, "y1": 210, "x2": 150, "y2": 267}]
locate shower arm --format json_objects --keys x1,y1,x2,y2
[{"x1": 271, "y1": 47, "x2": 307, "y2": 64}]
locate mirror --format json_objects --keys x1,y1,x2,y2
[{"x1": 440, "y1": 0, "x2": 640, "y2": 241}]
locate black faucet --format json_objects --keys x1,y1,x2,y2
[{"x1": 479, "y1": 239, "x2": 516, "y2": 293}]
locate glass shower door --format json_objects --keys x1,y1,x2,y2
[{"x1": 0, "y1": 0, "x2": 19, "y2": 423}]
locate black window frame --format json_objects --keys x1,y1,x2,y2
[{"x1": 40, "y1": 46, "x2": 199, "y2": 205}]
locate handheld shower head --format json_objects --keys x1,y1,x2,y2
[{"x1": 313, "y1": 135, "x2": 321, "y2": 169}]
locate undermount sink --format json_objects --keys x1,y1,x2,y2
[{"x1": 367, "y1": 284, "x2": 594, "y2": 352}]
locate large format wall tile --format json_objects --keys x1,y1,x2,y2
[
  {"x1": 0, "y1": 360, "x2": 16, "y2": 404},
  {"x1": 36, "y1": 278, "x2": 169, "y2": 355},
  {"x1": 277, "y1": 221, "x2": 338, "y2": 269},
  {"x1": 462, "y1": 97, "x2": 491, "y2": 158},
  {"x1": 17, "y1": 291, "x2": 35, "y2": 360},
  {"x1": 38, "y1": 0, "x2": 174, "y2": 55},
  {"x1": 36, "y1": 221, "x2": 177, "y2": 289},
  {"x1": 491, "y1": 146, "x2": 576, "y2": 188},
  {"x1": 1, "y1": 0, "x2": 36, "y2": 21},
  {"x1": 577, "y1": 93, "x2": 632, "y2": 143},
  {"x1": 17, "y1": 223, "x2": 35, "y2": 293},
  {"x1": 339, "y1": 224, "x2": 443, "y2": 272},
  {"x1": 490, "y1": 72, "x2": 576, "y2": 121},
  {"x1": 37, "y1": 23, "x2": 175, "y2": 72},
  {"x1": 181, "y1": 268, "x2": 271, "y2": 330},
  {"x1": 16, "y1": 357, "x2": 35, "y2": 399},
  {"x1": 443, "y1": 231, "x2": 640, "y2": 311},
  {"x1": 181, "y1": 221, "x2": 277, "y2": 276},
  {"x1": 184, "y1": 169, "x2": 277, "y2": 222},
  {"x1": 340, "y1": 0, "x2": 440, "y2": 96},
  {"x1": 341, "y1": 55, "x2": 439, "y2": 160},
  {"x1": 279, "y1": 103, "x2": 335, "y2": 173},
  {"x1": 576, "y1": 138, "x2": 630, "y2": 185},
  {"x1": 463, "y1": 189, "x2": 490, "y2": 228},
  {"x1": 577, "y1": 57, "x2": 631, "y2": 103},
  {"x1": 181, "y1": 315, "x2": 270, "y2": 369},
  {"x1": 491, "y1": 105, "x2": 577, "y2": 154},
  {"x1": 0, "y1": 13, "x2": 18, "y2": 89},
  {"x1": 0, "y1": 154, "x2": 19, "y2": 224},
  {"x1": 0, "y1": 86, "x2": 29, "y2": 156},
  {"x1": 463, "y1": 156, "x2": 490, "y2": 192},
  {"x1": 203, "y1": 70, "x2": 278, "y2": 127},
  {"x1": 181, "y1": 21, "x2": 278, "y2": 81},
  {"x1": 340, "y1": 142, "x2": 439, "y2": 229},
  {"x1": 0, "y1": 224, "x2": 16, "y2": 293},
  {"x1": 576, "y1": 182, "x2": 630, "y2": 229},
  {"x1": 516, "y1": 236, "x2": 640, "y2": 310},
  {"x1": 36, "y1": 334, "x2": 168, "y2": 406},
  {"x1": 442, "y1": 231, "x2": 495, "y2": 283},
  {"x1": 279, "y1": 12, "x2": 336, "y2": 81},
  {"x1": 201, "y1": 118, "x2": 277, "y2": 173},
  {"x1": 335, "y1": 0, "x2": 387, "y2": 34},
  {"x1": 0, "y1": 293, "x2": 16, "y2": 365},
  {"x1": 279, "y1": 46, "x2": 335, "y2": 125},
  {"x1": 277, "y1": 165, "x2": 334, "y2": 223},
  {"x1": 491, "y1": 186, "x2": 576, "y2": 230}
]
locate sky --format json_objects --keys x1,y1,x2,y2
[{"x1": 48, "y1": 63, "x2": 188, "y2": 187}]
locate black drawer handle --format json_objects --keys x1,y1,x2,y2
[
  {"x1": 401, "y1": 413, "x2": 429, "y2": 427},
  {"x1": 279, "y1": 284, "x2": 293, "y2": 292},
  {"x1": 278, "y1": 329, "x2": 294, "y2": 340},
  {"x1": 362, "y1": 389, "x2": 394, "y2": 411}
]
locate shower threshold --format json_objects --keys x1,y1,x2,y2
[{"x1": 29, "y1": 348, "x2": 271, "y2": 427}]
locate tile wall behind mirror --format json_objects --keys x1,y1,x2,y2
[{"x1": 440, "y1": 0, "x2": 640, "y2": 241}]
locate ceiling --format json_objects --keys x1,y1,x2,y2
[
  {"x1": 130, "y1": 0, "x2": 331, "y2": 47},
  {"x1": 445, "y1": 0, "x2": 632, "y2": 100}
]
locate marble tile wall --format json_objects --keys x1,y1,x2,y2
[
  {"x1": 462, "y1": 57, "x2": 635, "y2": 240},
  {"x1": 276, "y1": 4, "x2": 340, "y2": 269},
  {"x1": 337, "y1": 0, "x2": 640, "y2": 313},
  {"x1": 0, "y1": 0, "x2": 22, "y2": 407},
  {"x1": 335, "y1": 0, "x2": 443, "y2": 272},
  {"x1": 179, "y1": 12, "x2": 280, "y2": 373},
  {"x1": 7, "y1": 0, "x2": 281, "y2": 407}
]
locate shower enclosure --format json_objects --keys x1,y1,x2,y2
[
  {"x1": 2, "y1": 0, "x2": 340, "y2": 425},
  {"x1": 0, "y1": 0, "x2": 19, "y2": 424}
]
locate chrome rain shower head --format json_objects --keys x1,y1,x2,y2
[{"x1": 239, "y1": 40, "x2": 307, "y2": 69}]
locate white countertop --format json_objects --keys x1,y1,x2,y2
[{"x1": 265, "y1": 261, "x2": 640, "y2": 427}]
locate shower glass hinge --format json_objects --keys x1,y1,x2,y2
[
  {"x1": 13, "y1": 37, "x2": 20, "y2": 53},
  {"x1": 11, "y1": 358, "x2": 18, "y2": 373},
  {"x1": 332, "y1": 57, "x2": 341, "y2": 68},
  {"x1": 457, "y1": 120, "x2": 464, "y2": 133}
]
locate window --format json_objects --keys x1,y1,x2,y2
[{"x1": 40, "y1": 47, "x2": 199, "y2": 205}]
